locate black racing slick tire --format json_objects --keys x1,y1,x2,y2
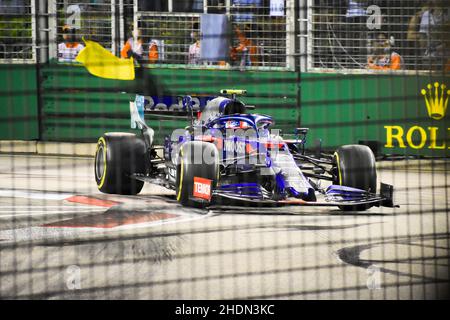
[
  {"x1": 94, "y1": 132, "x2": 145, "y2": 195},
  {"x1": 333, "y1": 144, "x2": 377, "y2": 211},
  {"x1": 176, "y1": 141, "x2": 220, "y2": 208}
]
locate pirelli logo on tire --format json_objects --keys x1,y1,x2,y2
[{"x1": 193, "y1": 177, "x2": 212, "y2": 201}]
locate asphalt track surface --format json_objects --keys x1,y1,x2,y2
[{"x1": 0, "y1": 154, "x2": 448, "y2": 299}]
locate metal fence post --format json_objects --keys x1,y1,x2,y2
[
  {"x1": 48, "y1": 0, "x2": 57, "y2": 60},
  {"x1": 286, "y1": 0, "x2": 295, "y2": 70},
  {"x1": 34, "y1": 0, "x2": 49, "y2": 141},
  {"x1": 37, "y1": 0, "x2": 49, "y2": 63},
  {"x1": 298, "y1": 0, "x2": 308, "y2": 72}
]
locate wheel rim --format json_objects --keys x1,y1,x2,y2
[{"x1": 95, "y1": 145, "x2": 105, "y2": 181}]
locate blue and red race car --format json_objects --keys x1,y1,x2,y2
[{"x1": 94, "y1": 89, "x2": 396, "y2": 211}]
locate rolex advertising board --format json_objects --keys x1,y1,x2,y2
[
  {"x1": 301, "y1": 73, "x2": 450, "y2": 157},
  {"x1": 384, "y1": 81, "x2": 449, "y2": 153}
]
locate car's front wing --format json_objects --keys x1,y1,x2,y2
[{"x1": 211, "y1": 183, "x2": 397, "y2": 208}]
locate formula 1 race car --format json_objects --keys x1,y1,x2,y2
[{"x1": 94, "y1": 90, "x2": 396, "y2": 211}]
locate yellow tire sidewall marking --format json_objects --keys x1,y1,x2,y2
[
  {"x1": 97, "y1": 137, "x2": 107, "y2": 189},
  {"x1": 176, "y1": 147, "x2": 184, "y2": 202},
  {"x1": 333, "y1": 152, "x2": 343, "y2": 185}
]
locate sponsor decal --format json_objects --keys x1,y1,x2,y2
[
  {"x1": 421, "y1": 82, "x2": 448, "y2": 120},
  {"x1": 385, "y1": 82, "x2": 449, "y2": 150},
  {"x1": 193, "y1": 177, "x2": 212, "y2": 201},
  {"x1": 138, "y1": 95, "x2": 214, "y2": 112},
  {"x1": 225, "y1": 120, "x2": 240, "y2": 128},
  {"x1": 225, "y1": 120, "x2": 249, "y2": 129},
  {"x1": 224, "y1": 139, "x2": 246, "y2": 154}
]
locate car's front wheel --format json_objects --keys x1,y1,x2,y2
[
  {"x1": 333, "y1": 144, "x2": 377, "y2": 211},
  {"x1": 176, "y1": 141, "x2": 219, "y2": 208},
  {"x1": 95, "y1": 132, "x2": 146, "y2": 195}
]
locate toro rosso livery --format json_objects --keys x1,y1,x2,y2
[{"x1": 94, "y1": 90, "x2": 396, "y2": 211}]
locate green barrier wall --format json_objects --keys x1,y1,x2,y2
[
  {"x1": 301, "y1": 73, "x2": 450, "y2": 157},
  {"x1": 40, "y1": 63, "x2": 299, "y2": 143},
  {"x1": 1, "y1": 62, "x2": 449, "y2": 158},
  {"x1": 0, "y1": 65, "x2": 39, "y2": 140}
]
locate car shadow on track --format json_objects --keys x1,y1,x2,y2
[
  {"x1": 336, "y1": 233, "x2": 450, "y2": 285},
  {"x1": 208, "y1": 206, "x2": 392, "y2": 217},
  {"x1": 87, "y1": 193, "x2": 393, "y2": 217}
]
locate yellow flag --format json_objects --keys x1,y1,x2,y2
[{"x1": 76, "y1": 39, "x2": 135, "y2": 80}]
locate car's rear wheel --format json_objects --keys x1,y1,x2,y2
[
  {"x1": 95, "y1": 132, "x2": 145, "y2": 195},
  {"x1": 176, "y1": 141, "x2": 219, "y2": 208},
  {"x1": 333, "y1": 144, "x2": 377, "y2": 211}
]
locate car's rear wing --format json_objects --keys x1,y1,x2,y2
[
  {"x1": 130, "y1": 94, "x2": 207, "y2": 129},
  {"x1": 130, "y1": 92, "x2": 255, "y2": 129}
]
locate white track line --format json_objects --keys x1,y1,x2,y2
[
  {"x1": 0, "y1": 206, "x2": 101, "y2": 208},
  {"x1": 0, "y1": 208, "x2": 103, "y2": 213},
  {"x1": 0, "y1": 189, "x2": 73, "y2": 200},
  {"x1": 0, "y1": 210, "x2": 105, "y2": 218}
]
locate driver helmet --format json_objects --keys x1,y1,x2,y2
[{"x1": 223, "y1": 100, "x2": 248, "y2": 129}]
